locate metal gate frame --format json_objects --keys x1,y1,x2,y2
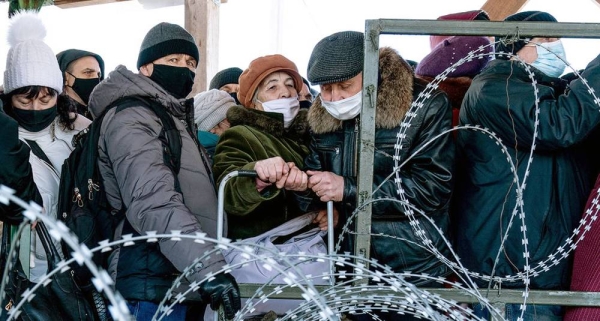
[
  {"x1": 356, "y1": 18, "x2": 600, "y2": 307},
  {"x1": 234, "y1": 19, "x2": 600, "y2": 319}
]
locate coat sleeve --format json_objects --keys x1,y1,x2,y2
[
  {"x1": 212, "y1": 127, "x2": 281, "y2": 216},
  {"x1": 294, "y1": 134, "x2": 324, "y2": 212},
  {"x1": 102, "y1": 107, "x2": 224, "y2": 279},
  {"x1": 0, "y1": 112, "x2": 41, "y2": 223},
  {"x1": 303, "y1": 134, "x2": 324, "y2": 172},
  {"x1": 345, "y1": 93, "x2": 455, "y2": 216},
  {"x1": 466, "y1": 54, "x2": 600, "y2": 151}
]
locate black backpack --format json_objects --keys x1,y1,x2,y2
[{"x1": 56, "y1": 96, "x2": 182, "y2": 287}]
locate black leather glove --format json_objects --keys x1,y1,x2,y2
[{"x1": 199, "y1": 273, "x2": 241, "y2": 319}]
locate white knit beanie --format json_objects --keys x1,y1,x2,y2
[
  {"x1": 3, "y1": 10, "x2": 63, "y2": 95},
  {"x1": 194, "y1": 89, "x2": 236, "y2": 131}
]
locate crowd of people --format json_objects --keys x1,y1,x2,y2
[{"x1": 2, "y1": 7, "x2": 600, "y2": 321}]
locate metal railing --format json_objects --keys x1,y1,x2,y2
[
  {"x1": 355, "y1": 18, "x2": 600, "y2": 316},
  {"x1": 223, "y1": 19, "x2": 600, "y2": 320}
]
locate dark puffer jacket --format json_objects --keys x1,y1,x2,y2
[
  {"x1": 304, "y1": 47, "x2": 455, "y2": 279},
  {"x1": 0, "y1": 110, "x2": 41, "y2": 223},
  {"x1": 89, "y1": 65, "x2": 224, "y2": 302},
  {"x1": 455, "y1": 56, "x2": 600, "y2": 290}
]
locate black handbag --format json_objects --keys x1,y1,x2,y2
[{"x1": 1, "y1": 221, "x2": 97, "y2": 320}]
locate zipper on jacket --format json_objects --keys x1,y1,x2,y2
[
  {"x1": 39, "y1": 158, "x2": 59, "y2": 179},
  {"x1": 320, "y1": 146, "x2": 340, "y2": 154}
]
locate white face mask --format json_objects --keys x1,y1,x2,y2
[
  {"x1": 258, "y1": 96, "x2": 300, "y2": 128},
  {"x1": 321, "y1": 90, "x2": 362, "y2": 120}
]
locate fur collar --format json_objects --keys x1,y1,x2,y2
[
  {"x1": 308, "y1": 47, "x2": 414, "y2": 134},
  {"x1": 227, "y1": 106, "x2": 309, "y2": 139}
]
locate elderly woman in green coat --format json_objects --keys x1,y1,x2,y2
[{"x1": 213, "y1": 54, "x2": 334, "y2": 240}]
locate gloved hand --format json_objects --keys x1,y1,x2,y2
[{"x1": 199, "y1": 273, "x2": 241, "y2": 319}]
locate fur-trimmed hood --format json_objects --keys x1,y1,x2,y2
[
  {"x1": 308, "y1": 47, "x2": 414, "y2": 134},
  {"x1": 227, "y1": 106, "x2": 309, "y2": 140}
]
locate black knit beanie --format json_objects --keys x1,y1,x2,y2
[
  {"x1": 495, "y1": 11, "x2": 558, "y2": 60},
  {"x1": 56, "y1": 49, "x2": 105, "y2": 81},
  {"x1": 307, "y1": 31, "x2": 364, "y2": 85},
  {"x1": 209, "y1": 67, "x2": 243, "y2": 90},
  {"x1": 137, "y1": 22, "x2": 199, "y2": 69}
]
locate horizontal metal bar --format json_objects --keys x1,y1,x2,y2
[
  {"x1": 238, "y1": 284, "x2": 600, "y2": 307},
  {"x1": 369, "y1": 19, "x2": 600, "y2": 38}
]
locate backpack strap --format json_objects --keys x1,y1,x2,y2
[
  {"x1": 24, "y1": 139, "x2": 57, "y2": 174},
  {"x1": 111, "y1": 96, "x2": 183, "y2": 193},
  {"x1": 183, "y1": 98, "x2": 215, "y2": 187}
]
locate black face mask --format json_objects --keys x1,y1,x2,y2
[
  {"x1": 12, "y1": 105, "x2": 57, "y2": 132},
  {"x1": 299, "y1": 100, "x2": 312, "y2": 109},
  {"x1": 149, "y1": 64, "x2": 195, "y2": 99},
  {"x1": 229, "y1": 92, "x2": 241, "y2": 105},
  {"x1": 68, "y1": 73, "x2": 100, "y2": 105}
]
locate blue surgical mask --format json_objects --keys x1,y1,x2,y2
[{"x1": 530, "y1": 40, "x2": 567, "y2": 78}]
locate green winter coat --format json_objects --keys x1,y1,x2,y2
[{"x1": 213, "y1": 106, "x2": 310, "y2": 240}]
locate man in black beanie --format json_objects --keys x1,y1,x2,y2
[
  {"x1": 209, "y1": 67, "x2": 243, "y2": 104},
  {"x1": 454, "y1": 10, "x2": 600, "y2": 320},
  {"x1": 209, "y1": 67, "x2": 242, "y2": 93},
  {"x1": 302, "y1": 30, "x2": 455, "y2": 320},
  {"x1": 87, "y1": 22, "x2": 240, "y2": 320},
  {"x1": 495, "y1": 11, "x2": 558, "y2": 60},
  {"x1": 56, "y1": 49, "x2": 105, "y2": 118}
]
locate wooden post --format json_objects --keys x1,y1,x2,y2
[
  {"x1": 481, "y1": 0, "x2": 530, "y2": 20},
  {"x1": 185, "y1": 0, "x2": 220, "y2": 95}
]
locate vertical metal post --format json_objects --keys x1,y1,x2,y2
[
  {"x1": 327, "y1": 201, "x2": 335, "y2": 285},
  {"x1": 354, "y1": 20, "x2": 380, "y2": 279}
]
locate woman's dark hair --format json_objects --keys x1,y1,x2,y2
[{"x1": 1, "y1": 85, "x2": 77, "y2": 130}]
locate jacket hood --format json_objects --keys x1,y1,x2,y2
[
  {"x1": 308, "y1": 47, "x2": 414, "y2": 134},
  {"x1": 227, "y1": 106, "x2": 309, "y2": 140},
  {"x1": 88, "y1": 65, "x2": 188, "y2": 119}
]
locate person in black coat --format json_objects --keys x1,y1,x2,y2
[
  {"x1": 301, "y1": 31, "x2": 455, "y2": 321},
  {"x1": 454, "y1": 11, "x2": 600, "y2": 320},
  {"x1": 0, "y1": 104, "x2": 41, "y2": 224}
]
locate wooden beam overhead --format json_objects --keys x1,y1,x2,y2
[
  {"x1": 55, "y1": 0, "x2": 129, "y2": 9},
  {"x1": 481, "y1": 0, "x2": 530, "y2": 21}
]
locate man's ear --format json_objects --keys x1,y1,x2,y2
[
  {"x1": 140, "y1": 63, "x2": 153, "y2": 77},
  {"x1": 63, "y1": 72, "x2": 71, "y2": 87}
]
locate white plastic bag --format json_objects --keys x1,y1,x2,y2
[{"x1": 222, "y1": 212, "x2": 330, "y2": 317}]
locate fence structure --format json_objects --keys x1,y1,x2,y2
[
  {"x1": 354, "y1": 18, "x2": 600, "y2": 318},
  {"x1": 234, "y1": 18, "x2": 600, "y2": 319}
]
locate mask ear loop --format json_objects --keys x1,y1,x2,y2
[{"x1": 65, "y1": 71, "x2": 79, "y2": 89}]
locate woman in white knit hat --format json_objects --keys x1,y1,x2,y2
[
  {"x1": 1, "y1": 11, "x2": 90, "y2": 285},
  {"x1": 193, "y1": 89, "x2": 237, "y2": 162}
]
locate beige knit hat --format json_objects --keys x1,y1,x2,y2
[{"x1": 193, "y1": 89, "x2": 236, "y2": 131}]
